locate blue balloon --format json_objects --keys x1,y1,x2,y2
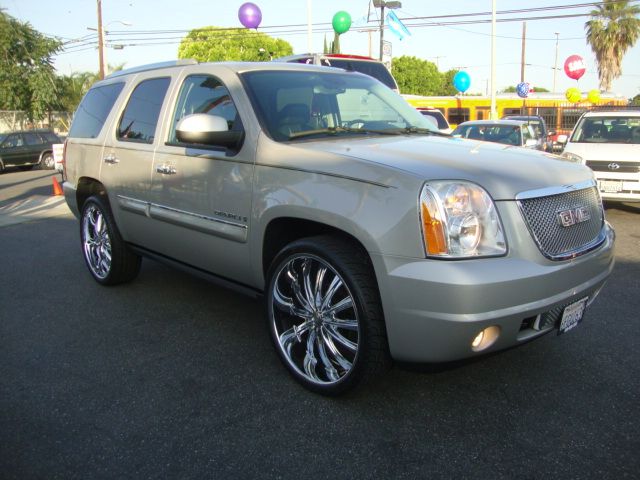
[
  {"x1": 453, "y1": 71, "x2": 471, "y2": 93},
  {"x1": 516, "y1": 82, "x2": 530, "y2": 98}
]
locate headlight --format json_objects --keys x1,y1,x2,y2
[
  {"x1": 419, "y1": 181, "x2": 506, "y2": 258},
  {"x1": 561, "y1": 151, "x2": 583, "y2": 163}
]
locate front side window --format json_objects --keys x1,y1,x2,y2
[
  {"x1": 241, "y1": 70, "x2": 433, "y2": 142},
  {"x1": 69, "y1": 82, "x2": 125, "y2": 139},
  {"x1": 169, "y1": 75, "x2": 242, "y2": 144},
  {"x1": 117, "y1": 77, "x2": 170, "y2": 144}
]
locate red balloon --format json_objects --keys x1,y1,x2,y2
[{"x1": 564, "y1": 55, "x2": 586, "y2": 80}]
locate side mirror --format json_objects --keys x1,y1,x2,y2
[
  {"x1": 557, "y1": 134, "x2": 568, "y2": 144},
  {"x1": 176, "y1": 114, "x2": 243, "y2": 150}
]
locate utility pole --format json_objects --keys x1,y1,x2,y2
[
  {"x1": 379, "y1": 4, "x2": 385, "y2": 61},
  {"x1": 490, "y1": 0, "x2": 496, "y2": 119},
  {"x1": 520, "y1": 22, "x2": 526, "y2": 83},
  {"x1": 97, "y1": 0, "x2": 105, "y2": 80},
  {"x1": 553, "y1": 32, "x2": 559, "y2": 92}
]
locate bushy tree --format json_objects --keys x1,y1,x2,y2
[
  {"x1": 178, "y1": 27, "x2": 293, "y2": 62},
  {"x1": 392, "y1": 56, "x2": 462, "y2": 96},
  {"x1": 0, "y1": 11, "x2": 61, "y2": 121}
]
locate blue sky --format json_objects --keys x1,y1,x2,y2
[{"x1": 4, "y1": 0, "x2": 640, "y2": 98}]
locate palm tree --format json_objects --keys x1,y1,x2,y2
[{"x1": 585, "y1": 0, "x2": 640, "y2": 91}]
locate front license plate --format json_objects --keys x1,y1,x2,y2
[
  {"x1": 599, "y1": 180, "x2": 623, "y2": 193},
  {"x1": 558, "y1": 297, "x2": 588, "y2": 335}
]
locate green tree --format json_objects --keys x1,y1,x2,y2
[
  {"x1": 440, "y1": 69, "x2": 459, "y2": 96},
  {"x1": 0, "y1": 11, "x2": 61, "y2": 121},
  {"x1": 392, "y1": 56, "x2": 443, "y2": 95},
  {"x1": 585, "y1": 0, "x2": 640, "y2": 91},
  {"x1": 178, "y1": 27, "x2": 292, "y2": 62},
  {"x1": 502, "y1": 86, "x2": 550, "y2": 93},
  {"x1": 631, "y1": 93, "x2": 640, "y2": 106}
]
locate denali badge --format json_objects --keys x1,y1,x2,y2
[{"x1": 558, "y1": 206, "x2": 591, "y2": 227}]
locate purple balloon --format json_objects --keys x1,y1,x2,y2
[{"x1": 238, "y1": 2, "x2": 262, "y2": 29}]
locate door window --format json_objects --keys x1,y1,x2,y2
[
  {"x1": 169, "y1": 75, "x2": 242, "y2": 144},
  {"x1": 70, "y1": 82, "x2": 125, "y2": 139},
  {"x1": 117, "y1": 77, "x2": 171, "y2": 144}
]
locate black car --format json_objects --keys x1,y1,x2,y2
[
  {"x1": 501, "y1": 115, "x2": 555, "y2": 152},
  {"x1": 0, "y1": 129, "x2": 62, "y2": 173}
]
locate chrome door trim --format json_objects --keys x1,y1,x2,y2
[{"x1": 117, "y1": 195, "x2": 248, "y2": 243}]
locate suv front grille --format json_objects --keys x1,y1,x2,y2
[
  {"x1": 586, "y1": 160, "x2": 640, "y2": 173},
  {"x1": 517, "y1": 184, "x2": 605, "y2": 260}
]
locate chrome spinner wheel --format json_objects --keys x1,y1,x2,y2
[
  {"x1": 81, "y1": 203, "x2": 112, "y2": 280},
  {"x1": 269, "y1": 253, "x2": 360, "y2": 386}
]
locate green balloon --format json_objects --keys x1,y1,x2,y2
[{"x1": 332, "y1": 11, "x2": 352, "y2": 35}]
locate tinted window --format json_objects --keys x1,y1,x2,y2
[
  {"x1": 169, "y1": 75, "x2": 242, "y2": 144},
  {"x1": 23, "y1": 132, "x2": 43, "y2": 146},
  {"x1": 2, "y1": 134, "x2": 23, "y2": 148},
  {"x1": 42, "y1": 132, "x2": 61, "y2": 143},
  {"x1": 69, "y1": 82, "x2": 125, "y2": 138},
  {"x1": 117, "y1": 77, "x2": 170, "y2": 144}
]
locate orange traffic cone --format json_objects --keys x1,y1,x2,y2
[{"x1": 52, "y1": 177, "x2": 63, "y2": 196}]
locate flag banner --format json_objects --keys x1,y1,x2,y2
[{"x1": 386, "y1": 11, "x2": 411, "y2": 41}]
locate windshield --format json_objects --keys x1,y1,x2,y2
[
  {"x1": 241, "y1": 70, "x2": 436, "y2": 142},
  {"x1": 570, "y1": 116, "x2": 640, "y2": 144}
]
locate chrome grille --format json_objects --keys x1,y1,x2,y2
[{"x1": 518, "y1": 184, "x2": 605, "y2": 260}]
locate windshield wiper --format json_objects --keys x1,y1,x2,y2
[
  {"x1": 398, "y1": 126, "x2": 451, "y2": 137},
  {"x1": 288, "y1": 126, "x2": 403, "y2": 139}
]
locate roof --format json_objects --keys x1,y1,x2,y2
[{"x1": 581, "y1": 110, "x2": 640, "y2": 117}]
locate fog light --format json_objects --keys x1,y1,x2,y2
[{"x1": 471, "y1": 326, "x2": 500, "y2": 352}]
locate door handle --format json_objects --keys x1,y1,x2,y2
[
  {"x1": 103, "y1": 154, "x2": 119, "y2": 164},
  {"x1": 156, "y1": 164, "x2": 177, "y2": 175}
]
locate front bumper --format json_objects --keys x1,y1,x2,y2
[{"x1": 371, "y1": 223, "x2": 615, "y2": 363}]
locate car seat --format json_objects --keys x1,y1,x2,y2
[{"x1": 277, "y1": 103, "x2": 313, "y2": 139}]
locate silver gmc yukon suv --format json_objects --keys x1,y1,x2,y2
[{"x1": 63, "y1": 60, "x2": 615, "y2": 395}]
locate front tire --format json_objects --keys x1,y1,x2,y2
[
  {"x1": 80, "y1": 195, "x2": 141, "y2": 285},
  {"x1": 266, "y1": 236, "x2": 390, "y2": 395}
]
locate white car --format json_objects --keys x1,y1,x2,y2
[{"x1": 560, "y1": 110, "x2": 640, "y2": 202}]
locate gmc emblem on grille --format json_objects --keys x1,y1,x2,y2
[{"x1": 557, "y1": 206, "x2": 591, "y2": 227}]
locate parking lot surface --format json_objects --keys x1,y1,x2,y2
[{"x1": 1, "y1": 174, "x2": 638, "y2": 479}]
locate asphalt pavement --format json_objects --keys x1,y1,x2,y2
[{"x1": 0, "y1": 172, "x2": 638, "y2": 479}]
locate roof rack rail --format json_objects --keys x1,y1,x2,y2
[{"x1": 105, "y1": 59, "x2": 198, "y2": 79}]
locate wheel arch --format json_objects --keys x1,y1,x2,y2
[
  {"x1": 262, "y1": 216, "x2": 375, "y2": 281},
  {"x1": 76, "y1": 177, "x2": 107, "y2": 211}
]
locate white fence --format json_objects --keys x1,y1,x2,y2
[{"x1": 0, "y1": 111, "x2": 73, "y2": 135}]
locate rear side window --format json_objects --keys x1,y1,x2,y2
[
  {"x1": 118, "y1": 77, "x2": 170, "y2": 144},
  {"x1": 69, "y1": 82, "x2": 125, "y2": 139},
  {"x1": 23, "y1": 132, "x2": 43, "y2": 146}
]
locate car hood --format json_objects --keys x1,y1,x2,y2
[
  {"x1": 563, "y1": 142, "x2": 639, "y2": 162},
  {"x1": 289, "y1": 135, "x2": 593, "y2": 200}
]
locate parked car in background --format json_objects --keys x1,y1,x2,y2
[
  {"x1": 0, "y1": 129, "x2": 62, "y2": 173},
  {"x1": 559, "y1": 110, "x2": 640, "y2": 203},
  {"x1": 416, "y1": 107, "x2": 452, "y2": 134},
  {"x1": 63, "y1": 60, "x2": 614, "y2": 395},
  {"x1": 501, "y1": 114, "x2": 554, "y2": 151},
  {"x1": 273, "y1": 53, "x2": 399, "y2": 92},
  {"x1": 452, "y1": 120, "x2": 540, "y2": 148}
]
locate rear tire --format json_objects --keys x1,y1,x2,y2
[
  {"x1": 40, "y1": 152, "x2": 54, "y2": 170},
  {"x1": 80, "y1": 194, "x2": 141, "y2": 285},
  {"x1": 266, "y1": 235, "x2": 390, "y2": 395}
]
